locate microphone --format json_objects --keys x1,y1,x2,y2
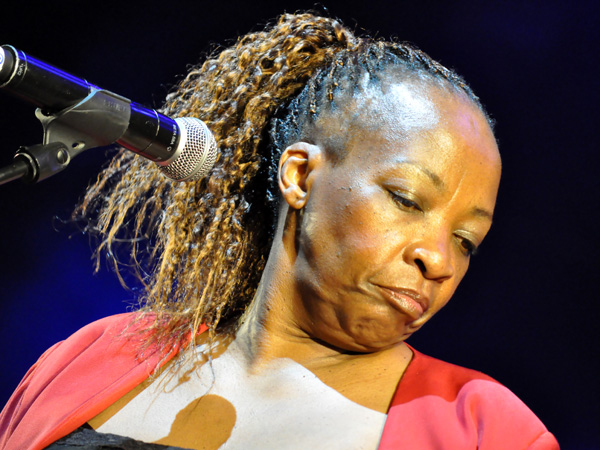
[{"x1": 0, "y1": 45, "x2": 217, "y2": 181}]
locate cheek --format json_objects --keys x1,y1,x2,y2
[
  {"x1": 301, "y1": 187, "x2": 417, "y2": 292},
  {"x1": 331, "y1": 189, "x2": 401, "y2": 250},
  {"x1": 302, "y1": 188, "x2": 385, "y2": 262}
]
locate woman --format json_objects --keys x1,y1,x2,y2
[{"x1": 0, "y1": 13, "x2": 558, "y2": 449}]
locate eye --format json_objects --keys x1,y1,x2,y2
[
  {"x1": 457, "y1": 236, "x2": 479, "y2": 257},
  {"x1": 390, "y1": 191, "x2": 423, "y2": 212}
]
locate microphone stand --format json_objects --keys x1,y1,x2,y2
[
  {"x1": 0, "y1": 89, "x2": 131, "y2": 185},
  {"x1": 0, "y1": 142, "x2": 69, "y2": 185}
]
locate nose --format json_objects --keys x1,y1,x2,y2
[{"x1": 404, "y1": 237, "x2": 455, "y2": 282}]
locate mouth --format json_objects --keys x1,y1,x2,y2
[{"x1": 377, "y1": 286, "x2": 430, "y2": 321}]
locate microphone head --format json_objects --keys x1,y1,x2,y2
[{"x1": 159, "y1": 117, "x2": 218, "y2": 181}]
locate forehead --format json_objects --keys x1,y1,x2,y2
[
  {"x1": 348, "y1": 73, "x2": 442, "y2": 133},
  {"x1": 313, "y1": 78, "x2": 501, "y2": 215},
  {"x1": 313, "y1": 75, "x2": 435, "y2": 148},
  {"x1": 315, "y1": 76, "x2": 499, "y2": 168}
]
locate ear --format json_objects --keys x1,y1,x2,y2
[{"x1": 278, "y1": 142, "x2": 324, "y2": 209}]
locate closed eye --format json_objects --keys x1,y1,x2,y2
[
  {"x1": 390, "y1": 191, "x2": 423, "y2": 212},
  {"x1": 457, "y1": 236, "x2": 479, "y2": 257}
]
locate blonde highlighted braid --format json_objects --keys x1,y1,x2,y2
[{"x1": 75, "y1": 13, "x2": 489, "y2": 349}]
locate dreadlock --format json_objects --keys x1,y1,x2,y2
[{"x1": 74, "y1": 12, "x2": 490, "y2": 350}]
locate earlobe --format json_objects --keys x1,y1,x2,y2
[{"x1": 278, "y1": 142, "x2": 323, "y2": 209}]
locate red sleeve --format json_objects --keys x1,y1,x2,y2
[
  {"x1": 379, "y1": 347, "x2": 560, "y2": 449},
  {"x1": 0, "y1": 313, "x2": 184, "y2": 450}
]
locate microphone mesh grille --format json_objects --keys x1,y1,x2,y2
[{"x1": 159, "y1": 118, "x2": 218, "y2": 181}]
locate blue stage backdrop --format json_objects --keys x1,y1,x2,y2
[{"x1": 0, "y1": 1, "x2": 598, "y2": 447}]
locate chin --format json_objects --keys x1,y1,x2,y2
[
  {"x1": 308, "y1": 312, "x2": 413, "y2": 353},
  {"x1": 352, "y1": 320, "x2": 413, "y2": 349},
  {"x1": 357, "y1": 336, "x2": 408, "y2": 353},
  {"x1": 325, "y1": 327, "x2": 409, "y2": 353}
]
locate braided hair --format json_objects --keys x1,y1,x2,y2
[{"x1": 75, "y1": 12, "x2": 490, "y2": 349}]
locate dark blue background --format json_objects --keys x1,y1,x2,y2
[{"x1": 1, "y1": 1, "x2": 598, "y2": 447}]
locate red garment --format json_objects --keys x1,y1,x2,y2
[{"x1": 0, "y1": 314, "x2": 559, "y2": 450}]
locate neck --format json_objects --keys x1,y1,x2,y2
[
  {"x1": 233, "y1": 208, "x2": 410, "y2": 373},
  {"x1": 233, "y1": 208, "x2": 336, "y2": 369},
  {"x1": 231, "y1": 251, "x2": 412, "y2": 413}
]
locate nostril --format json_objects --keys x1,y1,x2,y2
[{"x1": 415, "y1": 259, "x2": 426, "y2": 274}]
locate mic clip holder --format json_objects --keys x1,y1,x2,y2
[
  {"x1": 14, "y1": 142, "x2": 70, "y2": 183},
  {"x1": 1, "y1": 88, "x2": 131, "y2": 184}
]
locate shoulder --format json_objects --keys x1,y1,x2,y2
[
  {"x1": 392, "y1": 345, "x2": 498, "y2": 403},
  {"x1": 39, "y1": 313, "x2": 144, "y2": 358},
  {"x1": 0, "y1": 313, "x2": 173, "y2": 450},
  {"x1": 379, "y1": 346, "x2": 560, "y2": 449},
  {"x1": 17, "y1": 313, "x2": 152, "y2": 384}
]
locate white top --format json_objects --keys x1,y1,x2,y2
[{"x1": 96, "y1": 338, "x2": 387, "y2": 449}]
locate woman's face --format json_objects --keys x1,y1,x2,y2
[{"x1": 290, "y1": 79, "x2": 501, "y2": 353}]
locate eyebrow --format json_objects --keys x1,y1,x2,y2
[
  {"x1": 470, "y1": 206, "x2": 494, "y2": 221},
  {"x1": 395, "y1": 160, "x2": 445, "y2": 190},
  {"x1": 418, "y1": 166, "x2": 445, "y2": 190}
]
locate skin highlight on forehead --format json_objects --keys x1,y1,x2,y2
[
  {"x1": 312, "y1": 74, "x2": 465, "y2": 160},
  {"x1": 321, "y1": 74, "x2": 500, "y2": 191},
  {"x1": 346, "y1": 71, "x2": 440, "y2": 131}
]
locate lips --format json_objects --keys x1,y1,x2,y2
[{"x1": 377, "y1": 286, "x2": 430, "y2": 321}]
